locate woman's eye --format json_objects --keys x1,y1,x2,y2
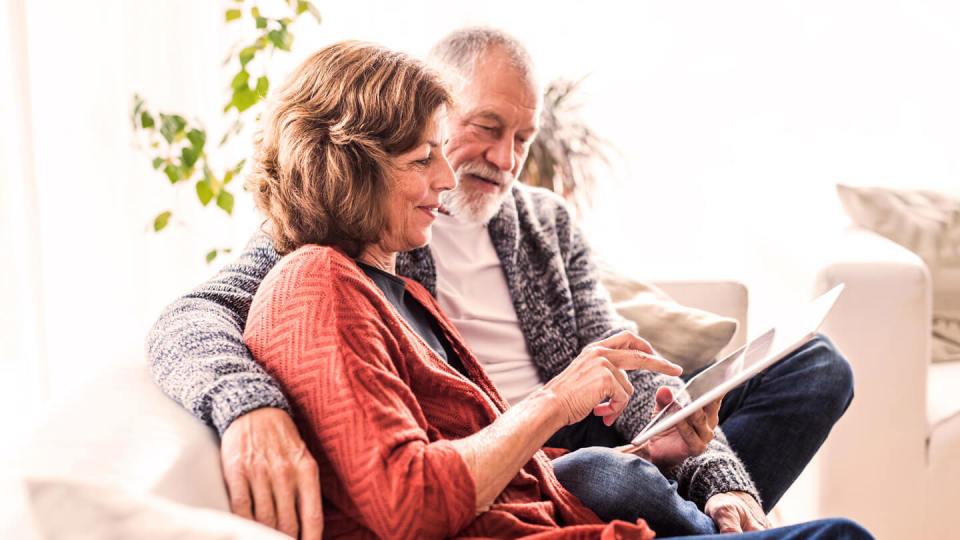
[{"x1": 415, "y1": 156, "x2": 432, "y2": 166}]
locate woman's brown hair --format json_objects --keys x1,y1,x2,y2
[{"x1": 246, "y1": 41, "x2": 450, "y2": 256}]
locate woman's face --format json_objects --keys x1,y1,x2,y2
[{"x1": 379, "y1": 110, "x2": 456, "y2": 253}]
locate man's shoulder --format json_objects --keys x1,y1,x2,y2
[{"x1": 511, "y1": 183, "x2": 576, "y2": 234}]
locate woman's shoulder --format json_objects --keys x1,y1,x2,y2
[
  {"x1": 259, "y1": 244, "x2": 374, "y2": 303},
  {"x1": 275, "y1": 244, "x2": 356, "y2": 277}
]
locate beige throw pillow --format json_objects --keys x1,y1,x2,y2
[
  {"x1": 836, "y1": 184, "x2": 960, "y2": 265},
  {"x1": 837, "y1": 184, "x2": 960, "y2": 362},
  {"x1": 599, "y1": 268, "x2": 738, "y2": 374}
]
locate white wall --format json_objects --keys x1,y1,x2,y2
[{"x1": 3, "y1": 0, "x2": 960, "y2": 416}]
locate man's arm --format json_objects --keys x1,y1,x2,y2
[
  {"x1": 146, "y1": 230, "x2": 324, "y2": 539},
  {"x1": 145, "y1": 230, "x2": 288, "y2": 435},
  {"x1": 557, "y1": 205, "x2": 761, "y2": 510}
]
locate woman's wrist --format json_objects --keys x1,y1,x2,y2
[{"x1": 522, "y1": 387, "x2": 569, "y2": 435}]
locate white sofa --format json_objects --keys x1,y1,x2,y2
[
  {"x1": 807, "y1": 226, "x2": 960, "y2": 540},
  {"x1": 7, "y1": 280, "x2": 749, "y2": 539}
]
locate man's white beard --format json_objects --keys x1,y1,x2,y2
[{"x1": 440, "y1": 181, "x2": 509, "y2": 224}]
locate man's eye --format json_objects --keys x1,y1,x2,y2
[{"x1": 475, "y1": 124, "x2": 496, "y2": 132}]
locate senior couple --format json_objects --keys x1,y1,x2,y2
[{"x1": 148, "y1": 28, "x2": 871, "y2": 539}]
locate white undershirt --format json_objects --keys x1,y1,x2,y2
[{"x1": 429, "y1": 212, "x2": 543, "y2": 406}]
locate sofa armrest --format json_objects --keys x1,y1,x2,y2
[
  {"x1": 17, "y1": 364, "x2": 229, "y2": 512},
  {"x1": 809, "y1": 226, "x2": 931, "y2": 537},
  {"x1": 651, "y1": 280, "x2": 749, "y2": 356}
]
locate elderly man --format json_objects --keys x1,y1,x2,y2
[{"x1": 147, "y1": 28, "x2": 855, "y2": 538}]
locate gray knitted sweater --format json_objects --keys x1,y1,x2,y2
[{"x1": 146, "y1": 184, "x2": 758, "y2": 508}]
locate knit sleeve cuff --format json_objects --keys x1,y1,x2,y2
[
  {"x1": 206, "y1": 374, "x2": 292, "y2": 437},
  {"x1": 677, "y1": 451, "x2": 761, "y2": 509}
]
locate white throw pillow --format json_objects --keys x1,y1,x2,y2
[
  {"x1": 599, "y1": 268, "x2": 738, "y2": 374},
  {"x1": 24, "y1": 477, "x2": 289, "y2": 540}
]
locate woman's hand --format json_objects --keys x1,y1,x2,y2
[
  {"x1": 220, "y1": 407, "x2": 323, "y2": 540},
  {"x1": 542, "y1": 331, "x2": 683, "y2": 428}
]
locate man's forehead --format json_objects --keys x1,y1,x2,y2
[{"x1": 458, "y1": 54, "x2": 540, "y2": 128}]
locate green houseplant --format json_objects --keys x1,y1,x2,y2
[
  {"x1": 131, "y1": 0, "x2": 320, "y2": 263},
  {"x1": 520, "y1": 77, "x2": 612, "y2": 212}
]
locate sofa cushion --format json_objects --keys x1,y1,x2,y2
[{"x1": 599, "y1": 268, "x2": 739, "y2": 373}]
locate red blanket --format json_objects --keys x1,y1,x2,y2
[{"x1": 244, "y1": 245, "x2": 655, "y2": 539}]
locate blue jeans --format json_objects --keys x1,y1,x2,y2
[
  {"x1": 549, "y1": 334, "x2": 857, "y2": 536},
  {"x1": 662, "y1": 518, "x2": 872, "y2": 540}
]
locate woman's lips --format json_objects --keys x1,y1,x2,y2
[{"x1": 417, "y1": 206, "x2": 439, "y2": 220}]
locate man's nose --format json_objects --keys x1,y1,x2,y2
[{"x1": 485, "y1": 136, "x2": 515, "y2": 173}]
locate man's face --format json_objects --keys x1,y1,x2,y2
[{"x1": 441, "y1": 47, "x2": 540, "y2": 223}]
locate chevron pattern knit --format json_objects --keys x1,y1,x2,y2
[{"x1": 242, "y1": 245, "x2": 656, "y2": 539}]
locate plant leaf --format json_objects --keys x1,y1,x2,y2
[
  {"x1": 153, "y1": 211, "x2": 172, "y2": 231},
  {"x1": 187, "y1": 128, "x2": 205, "y2": 152},
  {"x1": 140, "y1": 111, "x2": 155, "y2": 129},
  {"x1": 231, "y1": 87, "x2": 259, "y2": 112},
  {"x1": 159, "y1": 114, "x2": 186, "y2": 144},
  {"x1": 255, "y1": 76, "x2": 269, "y2": 98},
  {"x1": 163, "y1": 163, "x2": 181, "y2": 183},
  {"x1": 206, "y1": 249, "x2": 218, "y2": 264},
  {"x1": 181, "y1": 146, "x2": 199, "y2": 168},
  {"x1": 296, "y1": 0, "x2": 309, "y2": 14},
  {"x1": 267, "y1": 29, "x2": 292, "y2": 51},
  {"x1": 225, "y1": 9, "x2": 242, "y2": 22},
  {"x1": 196, "y1": 179, "x2": 214, "y2": 206},
  {"x1": 151, "y1": 157, "x2": 164, "y2": 170},
  {"x1": 217, "y1": 190, "x2": 235, "y2": 215},
  {"x1": 238, "y1": 46, "x2": 256, "y2": 67},
  {"x1": 231, "y1": 70, "x2": 250, "y2": 90}
]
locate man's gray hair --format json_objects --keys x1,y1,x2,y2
[{"x1": 427, "y1": 27, "x2": 537, "y2": 90}]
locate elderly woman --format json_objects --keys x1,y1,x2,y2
[{"x1": 241, "y1": 41, "x2": 675, "y2": 539}]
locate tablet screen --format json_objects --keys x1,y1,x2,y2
[{"x1": 639, "y1": 328, "x2": 777, "y2": 435}]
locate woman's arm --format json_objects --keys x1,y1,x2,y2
[{"x1": 451, "y1": 330, "x2": 683, "y2": 512}]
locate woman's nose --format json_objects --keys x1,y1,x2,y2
[{"x1": 434, "y1": 156, "x2": 457, "y2": 192}]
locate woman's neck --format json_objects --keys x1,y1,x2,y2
[{"x1": 357, "y1": 243, "x2": 397, "y2": 274}]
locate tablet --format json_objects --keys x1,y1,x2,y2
[{"x1": 628, "y1": 283, "x2": 845, "y2": 448}]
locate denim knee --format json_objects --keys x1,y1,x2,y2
[
  {"x1": 552, "y1": 447, "x2": 667, "y2": 515},
  {"x1": 808, "y1": 333, "x2": 855, "y2": 416},
  {"x1": 814, "y1": 517, "x2": 874, "y2": 539}
]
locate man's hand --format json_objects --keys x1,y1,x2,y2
[
  {"x1": 705, "y1": 491, "x2": 770, "y2": 533},
  {"x1": 220, "y1": 407, "x2": 323, "y2": 540},
  {"x1": 641, "y1": 386, "x2": 721, "y2": 469},
  {"x1": 543, "y1": 331, "x2": 683, "y2": 428}
]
